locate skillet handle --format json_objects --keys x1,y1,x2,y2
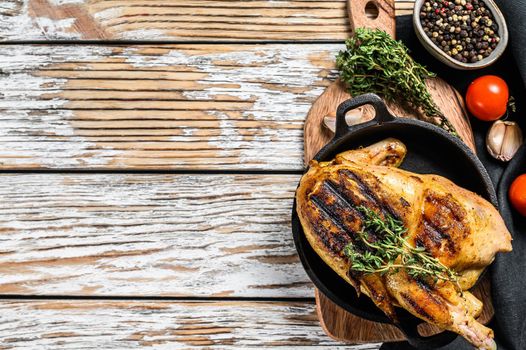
[
  {"x1": 397, "y1": 319, "x2": 458, "y2": 349},
  {"x1": 335, "y1": 93, "x2": 395, "y2": 139}
]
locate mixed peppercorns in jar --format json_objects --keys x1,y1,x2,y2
[{"x1": 419, "y1": 0, "x2": 500, "y2": 63}]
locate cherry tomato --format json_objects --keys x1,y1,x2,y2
[
  {"x1": 509, "y1": 174, "x2": 526, "y2": 217},
  {"x1": 466, "y1": 75, "x2": 509, "y2": 121}
]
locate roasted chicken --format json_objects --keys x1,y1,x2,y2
[{"x1": 296, "y1": 138, "x2": 512, "y2": 350}]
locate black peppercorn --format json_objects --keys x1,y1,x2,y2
[{"x1": 420, "y1": 0, "x2": 500, "y2": 63}]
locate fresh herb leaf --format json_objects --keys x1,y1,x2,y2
[
  {"x1": 343, "y1": 205, "x2": 459, "y2": 288},
  {"x1": 336, "y1": 28, "x2": 457, "y2": 135}
]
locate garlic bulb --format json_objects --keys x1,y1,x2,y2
[{"x1": 486, "y1": 120, "x2": 523, "y2": 162}]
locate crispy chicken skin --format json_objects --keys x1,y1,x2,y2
[{"x1": 296, "y1": 138, "x2": 512, "y2": 350}]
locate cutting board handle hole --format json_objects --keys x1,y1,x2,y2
[{"x1": 365, "y1": 1, "x2": 379, "y2": 19}]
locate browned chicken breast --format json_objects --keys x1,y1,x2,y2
[{"x1": 296, "y1": 138, "x2": 512, "y2": 350}]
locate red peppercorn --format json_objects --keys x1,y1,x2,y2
[
  {"x1": 466, "y1": 3, "x2": 473, "y2": 10},
  {"x1": 435, "y1": 8, "x2": 440, "y2": 14}
]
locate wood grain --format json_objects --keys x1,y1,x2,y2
[
  {"x1": 303, "y1": 79, "x2": 351, "y2": 163},
  {"x1": 0, "y1": 43, "x2": 342, "y2": 170},
  {"x1": 349, "y1": 0, "x2": 396, "y2": 37},
  {"x1": 0, "y1": 0, "x2": 415, "y2": 41},
  {"x1": 316, "y1": 289, "x2": 405, "y2": 342},
  {"x1": 0, "y1": 299, "x2": 382, "y2": 349},
  {"x1": 0, "y1": 173, "x2": 312, "y2": 297}
]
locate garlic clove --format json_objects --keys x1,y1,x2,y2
[
  {"x1": 486, "y1": 120, "x2": 523, "y2": 162},
  {"x1": 323, "y1": 115, "x2": 337, "y2": 133},
  {"x1": 322, "y1": 108, "x2": 369, "y2": 133}
]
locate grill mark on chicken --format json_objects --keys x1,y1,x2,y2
[
  {"x1": 326, "y1": 175, "x2": 386, "y2": 245},
  {"x1": 415, "y1": 276, "x2": 437, "y2": 294},
  {"x1": 416, "y1": 225, "x2": 456, "y2": 257},
  {"x1": 340, "y1": 169, "x2": 381, "y2": 207},
  {"x1": 309, "y1": 195, "x2": 352, "y2": 255},
  {"x1": 347, "y1": 269, "x2": 364, "y2": 288},
  {"x1": 383, "y1": 154, "x2": 402, "y2": 167},
  {"x1": 400, "y1": 197, "x2": 410, "y2": 208},
  {"x1": 422, "y1": 220, "x2": 456, "y2": 254},
  {"x1": 416, "y1": 190, "x2": 469, "y2": 256},
  {"x1": 311, "y1": 182, "x2": 361, "y2": 234},
  {"x1": 339, "y1": 169, "x2": 401, "y2": 221},
  {"x1": 424, "y1": 191, "x2": 468, "y2": 236},
  {"x1": 323, "y1": 180, "x2": 364, "y2": 221},
  {"x1": 400, "y1": 292, "x2": 437, "y2": 323},
  {"x1": 307, "y1": 178, "x2": 372, "y2": 255},
  {"x1": 410, "y1": 175, "x2": 424, "y2": 183}
]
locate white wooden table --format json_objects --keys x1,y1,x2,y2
[{"x1": 0, "y1": 1, "x2": 413, "y2": 348}]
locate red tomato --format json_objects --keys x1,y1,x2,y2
[
  {"x1": 509, "y1": 174, "x2": 526, "y2": 217},
  {"x1": 466, "y1": 75, "x2": 509, "y2": 121}
]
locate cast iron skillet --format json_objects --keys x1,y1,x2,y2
[{"x1": 291, "y1": 93, "x2": 496, "y2": 348}]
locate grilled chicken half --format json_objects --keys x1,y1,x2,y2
[{"x1": 296, "y1": 138, "x2": 512, "y2": 350}]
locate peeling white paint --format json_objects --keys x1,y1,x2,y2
[
  {"x1": 120, "y1": 28, "x2": 170, "y2": 40},
  {"x1": 92, "y1": 6, "x2": 121, "y2": 22},
  {"x1": 0, "y1": 0, "x2": 410, "y2": 41},
  {"x1": 0, "y1": 300, "x2": 381, "y2": 349},
  {"x1": 0, "y1": 173, "x2": 314, "y2": 297},
  {"x1": 123, "y1": 44, "x2": 342, "y2": 169},
  {"x1": 0, "y1": 0, "x2": 82, "y2": 40},
  {"x1": 48, "y1": 0, "x2": 85, "y2": 5},
  {"x1": 32, "y1": 16, "x2": 81, "y2": 39},
  {"x1": 0, "y1": 44, "x2": 340, "y2": 170},
  {"x1": 0, "y1": 45, "x2": 123, "y2": 167},
  {"x1": 181, "y1": 128, "x2": 199, "y2": 136}
]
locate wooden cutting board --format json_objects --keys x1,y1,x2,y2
[
  {"x1": 304, "y1": 0, "x2": 475, "y2": 163},
  {"x1": 303, "y1": 0, "x2": 494, "y2": 344}
]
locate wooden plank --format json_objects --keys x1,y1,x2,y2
[
  {"x1": 0, "y1": 0, "x2": 414, "y2": 41},
  {"x1": 0, "y1": 173, "x2": 315, "y2": 297},
  {"x1": 0, "y1": 43, "x2": 340, "y2": 170},
  {"x1": 0, "y1": 299, "x2": 381, "y2": 349}
]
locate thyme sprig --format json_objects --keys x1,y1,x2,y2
[
  {"x1": 343, "y1": 206, "x2": 459, "y2": 288},
  {"x1": 336, "y1": 28, "x2": 457, "y2": 135}
]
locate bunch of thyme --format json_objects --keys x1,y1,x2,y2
[
  {"x1": 336, "y1": 28, "x2": 457, "y2": 135},
  {"x1": 343, "y1": 206, "x2": 459, "y2": 288}
]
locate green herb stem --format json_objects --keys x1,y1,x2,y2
[
  {"x1": 336, "y1": 28, "x2": 457, "y2": 135},
  {"x1": 343, "y1": 205, "x2": 460, "y2": 289}
]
